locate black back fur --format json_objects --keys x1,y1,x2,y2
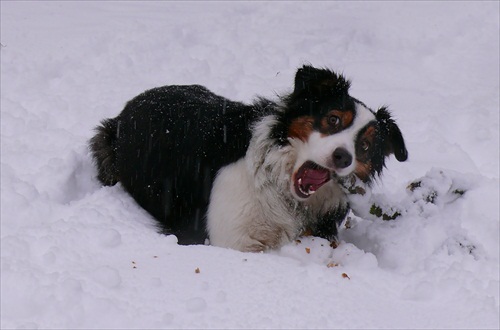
[{"x1": 90, "y1": 85, "x2": 270, "y2": 244}]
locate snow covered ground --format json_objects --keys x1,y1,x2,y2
[{"x1": 1, "y1": 1, "x2": 499, "y2": 329}]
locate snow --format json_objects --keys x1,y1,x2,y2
[{"x1": 1, "y1": 1, "x2": 499, "y2": 329}]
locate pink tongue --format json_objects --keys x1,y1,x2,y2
[
  {"x1": 302, "y1": 168, "x2": 330, "y2": 188},
  {"x1": 295, "y1": 161, "x2": 332, "y2": 198}
]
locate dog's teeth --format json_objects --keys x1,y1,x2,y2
[
  {"x1": 308, "y1": 188, "x2": 316, "y2": 195},
  {"x1": 298, "y1": 185, "x2": 310, "y2": 196},
  {"x1": 297, "y1": 178, "x2": 311, "y2": 196}
]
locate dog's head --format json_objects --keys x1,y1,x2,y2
[{"x1": 274, "y1": 65, "x2": 408, "y2": 200}]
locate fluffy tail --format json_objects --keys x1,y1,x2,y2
[{"x1": 89, "y1": 118, "x2": 119, "y2": 185}]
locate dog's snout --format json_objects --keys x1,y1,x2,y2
[{"x1": 333, "y1": 148, "x2": 352, "y2": 169}]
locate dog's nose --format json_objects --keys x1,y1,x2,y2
[{"x1": 332, "y1": 148, "x2": 352, "y2": 169}]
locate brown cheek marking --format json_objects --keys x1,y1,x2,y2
[
  {"x1": 355, "y1": 126, "x2": 376, "y2": 182},
  {"x1": 288, "y1": 116, "x2": 314, "y2": 142},
  {"x1": 357, "y1": 125, "x2": 376, "y2": 160},
  {"x1": 354, "y1": 162, "x2": 372, "y2": 183},
  {"x1": 354, "y1": 125, "x2": 377, "y2": 182}
]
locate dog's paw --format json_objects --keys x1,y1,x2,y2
[
  {"x1": 406, "y1": 169, "x2": 467, "y2": 206},
  {"x1": 337, "y1": 174, "x2": 368, "y2": 196},
  {"x1": 337, "y1": 174, "x2": 403, "y2": 221},
  {"x1": 368, "y1": 204, "x2": 402, "y2": 221}
]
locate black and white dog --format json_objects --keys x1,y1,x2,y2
[{"x1": 90, "y1": 65, "x2": 408, "y2": 252}]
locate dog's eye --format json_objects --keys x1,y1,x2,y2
[
  {"x1": 328, "y1": 115, "x2": 340, "y2": 127},
  {"x1": 361, "y1": 140, "x2": 370, "y2": 151}
]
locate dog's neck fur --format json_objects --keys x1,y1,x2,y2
[
  {"x1": 246, "y1": 112, "x2": 348, "y2": 241},
  {"x1": 207, "y1": 105, "x2": 351, "y2": 252}
]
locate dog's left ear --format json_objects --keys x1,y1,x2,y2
[
  {"x1": 293, "y1": 65, "x2": 350, "y2": 97},
  {"x1": 376, "y1": 107, "x2": 408, "y2": 162}
]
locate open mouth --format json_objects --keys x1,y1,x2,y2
[{"x1": 293, "y1": 161, "x2": 332, "y2": 199}]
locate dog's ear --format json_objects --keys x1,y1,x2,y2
[
  {"x1": 294, "y1": 65, "x2": 350, "y2": 97},
  {"x1": 376, "y1": 107, "x2": 408, "y2": 162}
]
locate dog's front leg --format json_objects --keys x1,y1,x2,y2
[
  {"x1": 337, "y1": 175, "x2": 401, "y2": 221},
  {"x1": 312, "y1": 207, "x2": 349, "y2": 248}
]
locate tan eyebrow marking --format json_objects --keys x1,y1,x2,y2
[{"x1": 288, "y1": 116, "x2": 314, "y2": 142}]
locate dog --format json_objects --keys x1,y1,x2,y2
[{"x1": 89, "y1": 65, "x2": 408, "y2": 252}]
